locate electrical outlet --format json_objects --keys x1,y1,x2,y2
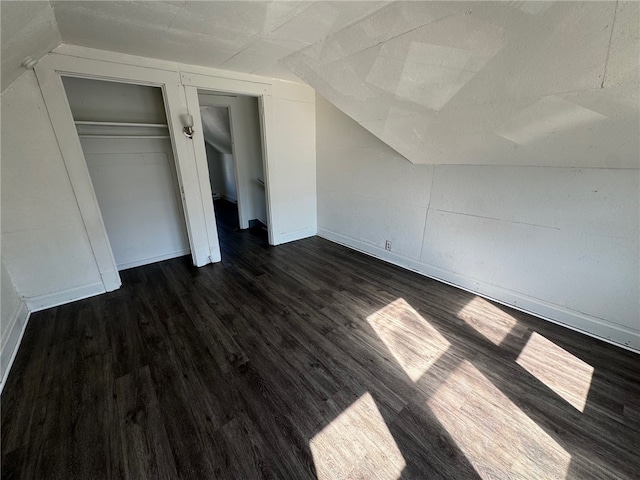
[{"x1": 385, "y1": 240, "x2": 392, "y2": 251}]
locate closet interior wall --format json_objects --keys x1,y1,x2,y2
[{"x1": 61, "y1": 76, "x2": 190, "y2": 271}]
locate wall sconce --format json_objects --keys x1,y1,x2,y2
[{"x1": 182, "y1": 114, "x2": 195, "y2": 139}]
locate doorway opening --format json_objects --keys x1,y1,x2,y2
[
  {"x1": 61, "y1": 76, "x2": 190, "y2": 272},
  {"x1": 197, "y1": 91, "x2": 269, "y2": 256}
]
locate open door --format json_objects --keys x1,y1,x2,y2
[{"x1": 197, "y1": 91, "x2": 269, "y2": 250}]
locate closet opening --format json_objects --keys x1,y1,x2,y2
[
  {"x1": 61, "y1": 76, "x2": 190, "y2": 272},
  {"x1": 197, "y1": 91, "x2": 269, "y2": 256}
]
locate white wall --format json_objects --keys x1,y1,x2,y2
[
  {"x1": 269, "y1": 82, "x2": 317, "y2": 243},
  {"x1": 62, "y1": 75, "x2": 168, "y2": 123},
  {"x1": 1, "y1": 71, "x2": 103, "y2": 305},
  {"x1": 1, "y1": 70, "x2": 102, "y2": 386},
  {"x1": 81, "y1": 138, "x2": 191, "y2": 270},
  {"x1": 219, "y1": 153, "x2": 238, "y2": 203},
  {"x1": 204, "y1": 144, "x2": 237, "y2": 203},
  {"x1": 1, "y1": 259, "x2": 28, "y2": 388},
  {"x1": 316, "y1": 94, "x2": 640, "y2": 351},
  {"x1": 236, "y1": 96, "x2": 268, "y2": 226},
  {"x1": 204, "y1": 143, "x2": 226, "y2": 199},
  {"x1": 0, "y1": 261, "x2": 21, "y2": 348}
]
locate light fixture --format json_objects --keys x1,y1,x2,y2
[{"x1": 182, "y1": 114, "x2": 195, "y2": 139}]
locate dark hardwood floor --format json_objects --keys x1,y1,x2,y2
[{"x1": 2, "y1": 201, "x2": 639, "y2": 479}]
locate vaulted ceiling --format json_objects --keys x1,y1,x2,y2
[
  {"x1": 2, "y1": 1, "x2": 638, "y2": 167},
  {"x1": 1, "y1": 1, "x2": 392, "y2": 90},
  {"x1": 284, "y1": 1, "x2": 639, "y2": 166},
  {"x1": 1, "y1": 1, "x2": 61, "y2": 90}
]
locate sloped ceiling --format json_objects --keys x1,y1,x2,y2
[
  {"x1": 200, "y1": 105, "x2": 232, "y2": 154},
  {"x1": 2, "y1": 1, "x2": 638, "y2": 168},
  {"x1": 283, "y1": 1, "x2": 640, "y2": 167},
  {"x1": 50, "y1": 1, "x2": 390, "y2": 83},
  {"x1": 1, "y1": 1, "x2": 61, "y2": 91}
]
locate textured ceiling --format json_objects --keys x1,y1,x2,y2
[
  {"x1": 1, "y1": 1, "x2": 61, "y2": 91},
  {"x1": 284, "y1": 1, "x2": 640, "y2": 167},
  {"x1": 2, "y1": 1, "x2": 638, "y2": 168},
  {"x1": 50, "y1": 1, "x2": 389, "y2": 83}
]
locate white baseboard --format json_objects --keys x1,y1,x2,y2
[
  {"x1": 318, "y1": 228, "x2": 640, "y2": 354},
  {"x1": 3, "y1": 281, "x2": 110, "y2": 393},
  {"x1": 26, "y1": 282, "x2": 105, "y2": 312},
  {"x1": 117, "y1": 249, "x2": 191, "y2": 271},
  {"x1": 0, "y1": 300, "x2": 30, "y2": 393},
  {"x1": 275, "y1": 226, "x2": 317, "y2": 245}
]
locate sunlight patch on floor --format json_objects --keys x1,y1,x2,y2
[
  {"x1": 457, "y1": 296, "x2": 519, "y2": 346},
  {"x1": 428, "y1": 360, "x2": 570, "y2": 478},
  {"x1": 310, "y1": 392, "x2": 405, "y2": 480},
  {"x1": 367, "y1": 298, "x2": 450, "y2": 382},
  {"x1": 517, "y1": 332, "x2": 594, "y2": 412}
]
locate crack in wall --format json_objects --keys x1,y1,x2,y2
[{"x1": 600, "y1": 0, "x2": 619, "y2": 89}]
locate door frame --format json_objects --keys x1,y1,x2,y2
[
  {"x1": 34, "y1": 53, "x2": 221, "y2": 291},
  {"x1": 197, "y1": 97, "x2": 248, "y2": 229},
  {"x1": 197, "y1": 92, "x2": 271, "y2": 234},
  {"x1": 182, "y1": 74, "x2": 275, "y2": 245}
]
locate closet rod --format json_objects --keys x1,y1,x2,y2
[
  {"x1": 78, "y1": 135, "x2": 171, "y2": 139},
  {"x1": 74, "y1": 121, "x2": 168, "y2": 128}
]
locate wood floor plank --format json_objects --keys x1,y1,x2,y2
[
  {"x1": 2, "y1": 199, "x2": 639, "y2": 479},
  {"x1": 1, "y1": 309, "x2": 59, "y2": 454},
  {"x1": 116, "y1": 366, "x2": 178, "y2": 480}
]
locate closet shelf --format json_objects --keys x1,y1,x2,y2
[
  {"x1": 77, "y1": 135, "x2": 171, "y2": 139},
  {"x1": 75, "y1": 121, "x2": 171, "y2": 140},
  {"x1": 74, "y1": 121, "x2": 168, "y2": 128}
]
